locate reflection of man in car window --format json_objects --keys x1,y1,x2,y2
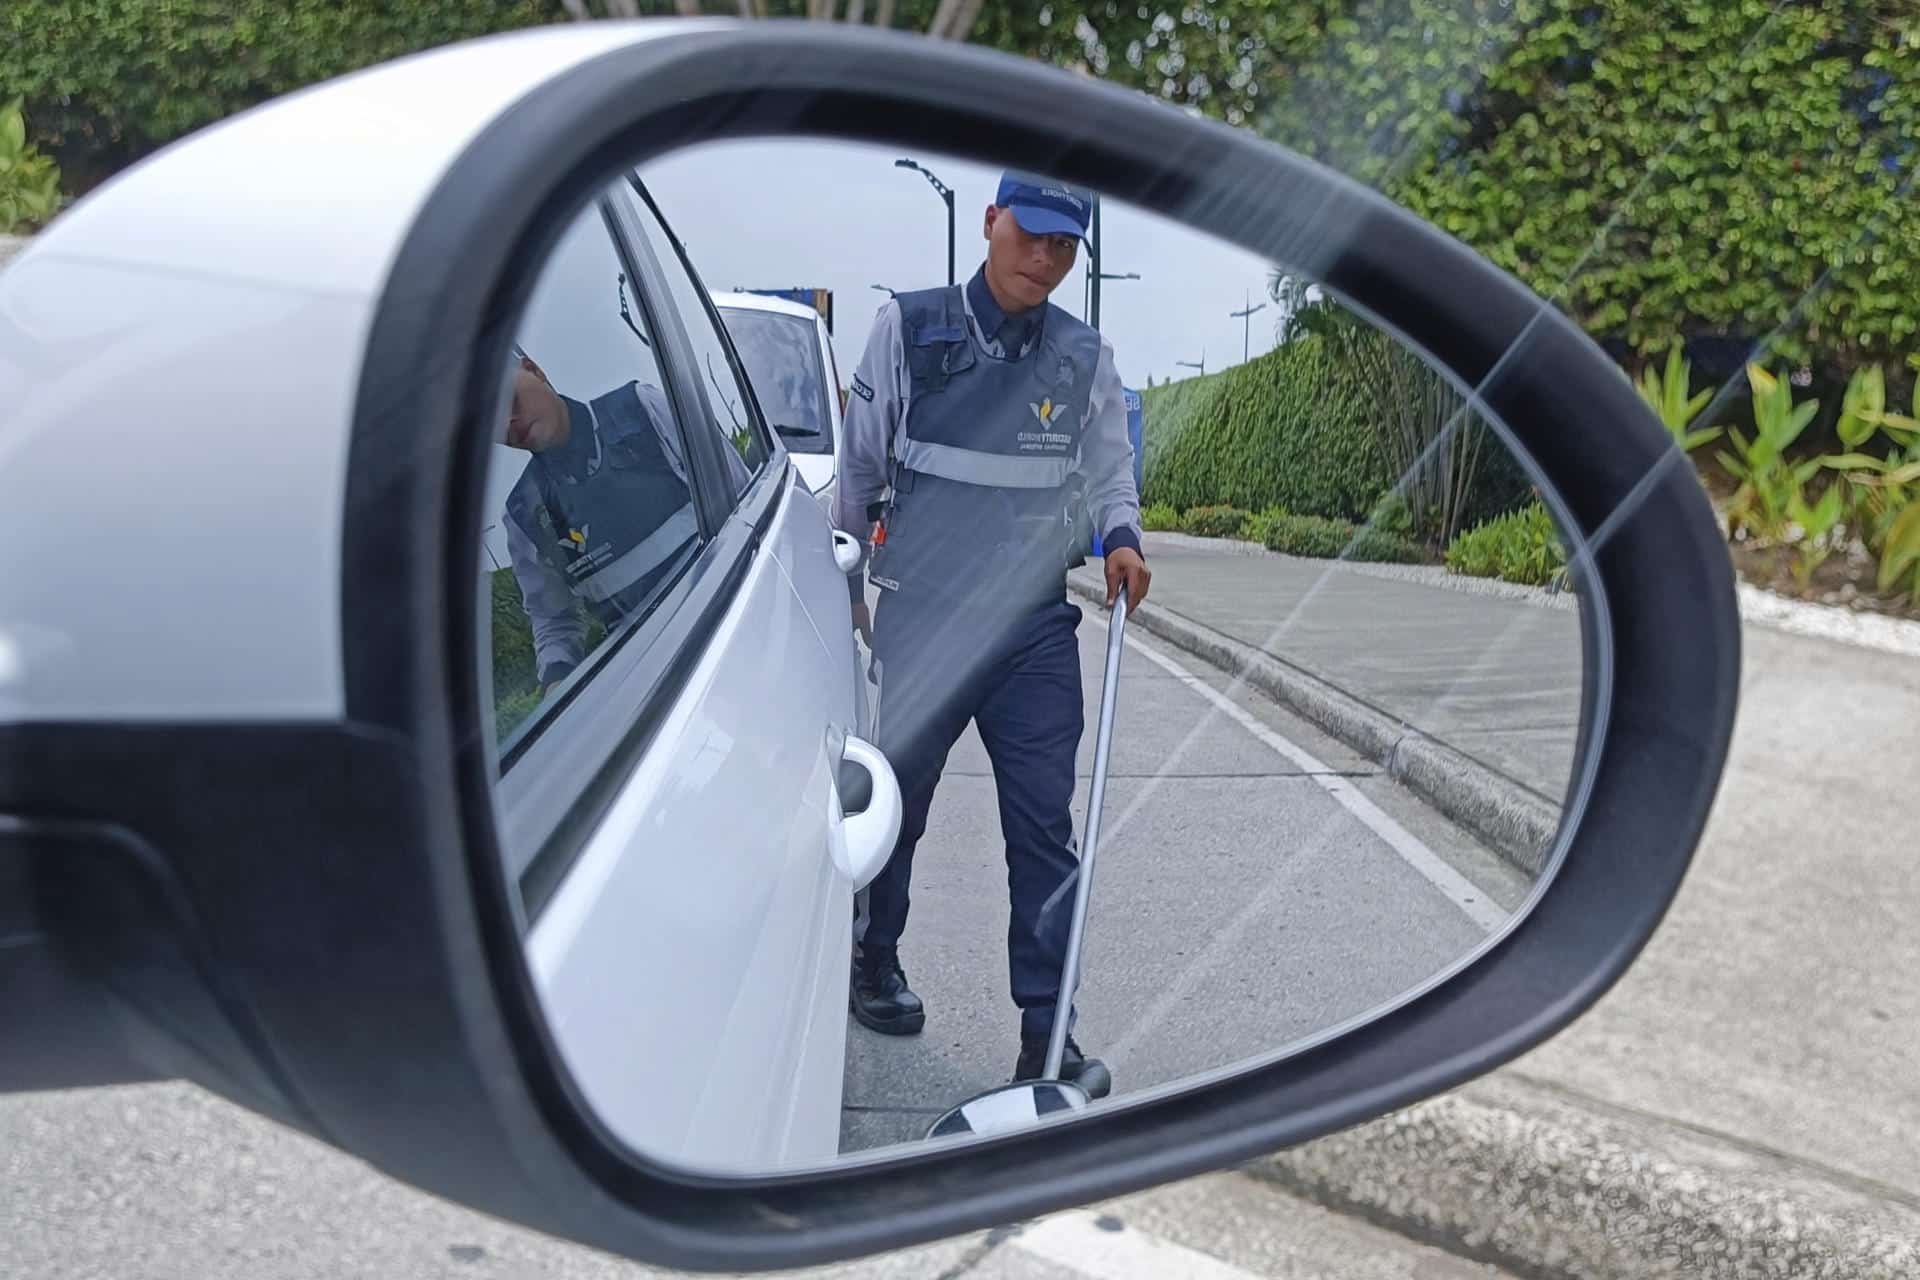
[{"x1": 500, "y1": 351, "x2": 699, "y2": 690}]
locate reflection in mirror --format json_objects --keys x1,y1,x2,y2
[{"x1": 476, "y1": 141, "x2": 1593, "y2": 1177}]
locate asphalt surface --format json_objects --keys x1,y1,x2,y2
[
  {"x1": 840, "y1": 591, "x2": 1544, "y2": 1153},
  {"x1": 1508, "y1": 620, "x2": 1920, "y2": 1194},
  {"x1": 0, "y1": 540, "x2": 1579, "y2": 1279},
  {"x1": 0, "y1": 1080, "x2": 1515, "y2": 1279}
]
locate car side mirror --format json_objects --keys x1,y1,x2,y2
[{"x1": 0, "y1": 18, "x2": 1739, "y2": 1275}]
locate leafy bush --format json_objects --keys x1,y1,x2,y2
[
  {"x1": 1236, "y1": 0, "x2": 1920, "y2": 378},
  {"x1": 1348, "y1": 527, "x2": 1426, "y2": 565},
  {"x1": 1446, "y1": 503, "x2": 1569, "y2": 588},
  {"x1": 1263, "y1": 514, "x2": 1353, "y2": 558},
  {"x1": 1181, "y1": 504, "x2": 1254, "y2": 539},
  {"x1": 1636, "y1": 344, "x2": 1720, "y2": 453},
  {"x1": 0, "y1": 99, "x2": 61, "y2": 232},
  {"x1": 1260, "y1": 513, "x2": 1423, "y2": 563},
  {"x1": 1140, "y1": 503, "x2": 1180, "y2": 533},
  {"x1": 1721, "y1": 364, "x2": 1822, "y2": 544},
  {"x1": 490, "y1": 567, "x2": 602, "y2": 737},
  {"x1": 1240, "y1": 505, "x2": 1290, "y2": 545},
  {"x1": 1824, "y1": 366, "x2": 1920, "y2": 602},
  {"x1": 1365, "y1": 490, "x2": 1415, "y2": 541}
]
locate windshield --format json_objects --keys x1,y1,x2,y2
[{"x1": 719, "y1": 307, "x2": 833, "y2": 455}]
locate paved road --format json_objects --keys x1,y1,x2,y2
[
  {"x1": 0, "y1": 1080, "x2": 1515, "y2": 1280},
  {"x1": 841, "y1": 591, "x2": 1540, "y2": 1152},
  {"x1": 1046, "y1": 536, "x2": 1920, "y2": 1206},
  {"x1": 1509, "y1": 619, "x2": 1920, "y2": 1195}
]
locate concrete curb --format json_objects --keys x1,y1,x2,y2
[
  {"x1": 1247, "y1": 1074, "x2": 1920, "y2": 1280},
  {"x1": 1065, "y1": 571, "x2": 1560, "y2": 876}
]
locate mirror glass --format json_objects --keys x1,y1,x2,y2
[{"x1": 475, "y1": 140, "x2": 1594, "y2": 1176}]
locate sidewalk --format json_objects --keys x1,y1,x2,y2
[
  {"x1": 1093, "y1": 539, "x2": 1584, "y2": 803},
  {"x1": 1081, "y1": 534, "x2": 1920, "y2": 1277}
]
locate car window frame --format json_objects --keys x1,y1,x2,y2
[
  {"x1": 487, "y1": 199, "x2": 710, "y2": 766},
  {"x1": 492, "y1": 187, "x2": 788, "y2": 927},
  {"x1": 619, "y1": 174, "x2": 784, "y2": 489}
]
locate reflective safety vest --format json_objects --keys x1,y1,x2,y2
[
  {"x1": 868, "y1": 285, "x2": 1101, "y2": 606},
  {"x1": 509, "y1": 382, "x2": 699, "y2": 627}
]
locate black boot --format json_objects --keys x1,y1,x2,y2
[
  {"x1": 850, "y1": 944, "x2": 925, "y2": 1035},
  {"x1": 1013, "y1": 1033, "x2": 1112, "y2": 1100}
]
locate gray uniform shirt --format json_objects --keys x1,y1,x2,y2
[
  {"x1": 830, "y1": 291, "x2": 1142, "y2": 589},
  {"x1": 505, "y1": 381, "x2": 698, "y2": 676}
]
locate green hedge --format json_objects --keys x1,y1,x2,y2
[
  {"x1": 1140, "y1": 502, "x2": 1180, "y2": 532},
  {"x1": 1262, "y1": 513, "x2": 1424, "y2": 563},
  {"x1": 1445, "y1": 503, "x2": 1569, "y2": 587},
  {"x1": 1141, "y1": 336, "x2": 1397, "y2": 522},
  {"x1": 1180, "y1": 504, "x2": 1254, "y2": 538}
]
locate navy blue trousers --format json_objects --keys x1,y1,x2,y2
[{"x1": 858, "y1": 594, "x2": 1084, "y2": 1042}]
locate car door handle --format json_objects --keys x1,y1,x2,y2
[
  {"x1": 833, "y1": 734, "x2": 900, "y2": 891},
  {"x1": 831, "y1": 529, "x2": 862, "y2": 574}
]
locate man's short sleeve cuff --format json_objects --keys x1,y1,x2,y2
[{"x1": 1101, "y1": 527, "x2": 1143, "y2": 559}]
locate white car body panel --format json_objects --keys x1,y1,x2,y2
[
  {"x1": 0, "y1": 23, "x2": 702, "y2": 723},
  {"x1": 0, "y1": 261, "x2": 370, "y2": 721},
  {"x1": 2, "y1": 20, "x2": 899, "y2": 1173},
  {"x1": 529, "y1": 480, "x2": 856, "y2": 1170}
]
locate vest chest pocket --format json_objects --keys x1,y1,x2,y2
[
  {"x1": 906, "y1": 323, "x2": 975, "y2": 396},
  {"x1": 601, "y1": 424, "x2": 660, "y2": 472}
]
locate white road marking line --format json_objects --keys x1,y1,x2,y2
[
  {"x1": 1122, "y1": 631, "x2": 1510, "y2": 934},
  {"x1": 1012, "y1": 1210, "x2": 1267, "y2": 1279}
]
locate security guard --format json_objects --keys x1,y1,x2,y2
[
  {"x1": 833, "y1": 172, "x2": 1151, "y2": 1097},
  {"x1": 501, "y1": 351, "x2": 711, "y2": 687}
]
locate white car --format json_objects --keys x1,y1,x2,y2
[
  {"x1": 0, "y1": 43, "x2": 901, "y2": 1175},
  {"x1": 712, "y1": 290, "x2": 844, "y2": 503},
  {"x1": 0, "y1": 19, "x2": 1739, "y2": 1276}
]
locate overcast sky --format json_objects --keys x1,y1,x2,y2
[
  {"x1": 482, "y1": 139, "x2": 1292, "y2": 572},
  {"x1": 641, "y1": 137, "x2": 1284, "y2": 388}
]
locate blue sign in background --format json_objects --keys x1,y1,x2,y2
[{"x1": 1091, "y1": 387, "x2": 1146, "y2": 559}]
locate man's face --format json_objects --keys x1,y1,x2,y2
[
  {"x1": 983, "y1": 205, "x2": 1080, "y2": 312},
  {"x1": 504, "y1": 356, "x2": 570, "y2": 452}
]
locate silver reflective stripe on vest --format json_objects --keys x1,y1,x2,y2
[
  {"x1": 575, "y1": 502, "x2": 700, "y2": 603},
  {"x1": 897, "y1": 439, "x2": 1072, "y2": 489}
]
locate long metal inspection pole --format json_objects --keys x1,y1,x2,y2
[{"x1": 1044, "y1": 583, "x2": 1129, "y2": 1081}]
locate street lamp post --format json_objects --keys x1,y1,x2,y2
[
  {"x1": 894, "y1": 157, "x2": 955, "y2": 287},
  {"x1": 1088, "y1": 193, "x2": 1101, "y2": 328},
  {"x1": 1176, "y1": 354, "x2": 1206, "y2": 378},
  {"x1": 1087, "y1": 269, "x2": 1141, "y2": 328},
  {"x1": 1230, "y1": 290, "x2": 1269, "y2": 363}
]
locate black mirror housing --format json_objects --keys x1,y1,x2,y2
[{"x1": 0, "y1": 20, "x2": 1738, "y2": 1274}]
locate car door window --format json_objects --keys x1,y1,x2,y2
[
  {"x1": 618, "y1": 179, "x2": 773, "y2": 496},
  {"x1": 718, "y1": 307, "x2": 834, "y2": 455},
  {"x1": 483, "y1": 195, "x2": 703, "y2": 758}
]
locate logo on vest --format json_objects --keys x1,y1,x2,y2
[
  {"x1": 1029, "y1": 397, "x2": 1069, "y2": 426},
  {"x1": 1021, "y1": 397, "x2": 1074, "y2": 451}
]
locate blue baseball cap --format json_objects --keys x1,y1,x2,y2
[{"x1": 995, "y1": 171, "x2": 1094, "y2": 244}]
